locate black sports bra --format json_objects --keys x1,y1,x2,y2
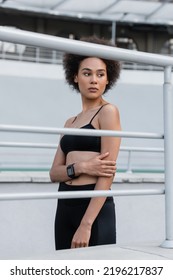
[{"x1": 60, "y1": 105, "x2": 107, "y2": 156}]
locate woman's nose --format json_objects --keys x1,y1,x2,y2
[{"x1": 90, "y1": 74, "x2": 97, "y2": 83}]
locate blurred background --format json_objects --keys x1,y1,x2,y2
[
  {"x1": 1, "y1": 0, "x2": 171, "y2": 173},
  {"x1": 0, "y1": 0, "x2": 172, "y2": 259}
]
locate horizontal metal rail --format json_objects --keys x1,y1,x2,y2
[
  {"x1": 119, "y1": 147, "x2": 164, "y2": 153},
  {"x1": 0, "y1": 141, "x2": 164, "y2": 153},
  {"x1": 0, "y1": 45, "x2": 164, "y2": 71},
  {"x1": 0, "y1": 187, "x2": 165, "y2": 201},
  {"x1": 0, "y1": 141, "x2": 57, "y2": 149},
  {"x1": 0, "y1": 124, "x2": 164, "y2": 139},
  {"x1": 0, "y1": 141, "x2": 164, "y2": 173},
  {"x1": 0, "y1": 27, "x2": 173, "y2": 67}
]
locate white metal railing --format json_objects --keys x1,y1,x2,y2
[
  {"x1": 0, "y1": 187, "x2": 165, "y2": 202},
  {"x1": 0, "y1": 124, "x2": 164, "y2": 173},
  {"x1": 0, "y1": 139, "x2": 164, "y2": 173},
  {"x1": 0, "y1": 124, "x2": 163, "y2": 138},
  {"x1": 120, "y1": 146, "x2": 164, "y2": 173},
  {"x1": 0, "y1": 40, "x2": 164, "y2": 70},
  {"x1": 0, "y1": 141, "x2": 164, "y2": 152},
  {"x1": 0, "y1": 27, "x2": 173, "y2": 248},
  {"x1": 0, "y1": 41, "x2": 63, "y2": 64}
]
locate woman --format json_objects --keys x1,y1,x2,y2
[{"x1": 50, "y1": 36, "x2": 121, "y2": 250}]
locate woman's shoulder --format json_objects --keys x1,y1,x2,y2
[
  {"x1": 99, "y1": 103, "x2": 120, "y2": 128},
  {"x1": 101, "y1": 103, "x2": 120, "y2": 116},
  {"x1": 64, "y1": 116, "x2": 77, "y2": 127}
]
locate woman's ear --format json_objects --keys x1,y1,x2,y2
[{"x1": 74, "y1": 75, "x2": 78, "y2": 83}]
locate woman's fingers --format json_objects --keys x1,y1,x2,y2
[{"x1": 102, "y1": 160, "x2": 116, "y2": 166}]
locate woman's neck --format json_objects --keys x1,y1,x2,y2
[{"x1": 81, "y1": 98, "x2": 105, "y2": 112}]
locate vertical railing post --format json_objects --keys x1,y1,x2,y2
[
  {"x1": 161, "y1": 66, "x2": 173, "y2": 248},
  {"x1": 111, "y1": 21, "x2": 116, "y2": 44},
  {"x1": 126, "y1": 150, "x2": 132, "y2": 173},
  {"x1": 36, "y1": 47, "x2": 40, "y2": 63}
]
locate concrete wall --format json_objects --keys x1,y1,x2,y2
[{"x1": 0, "y1": 60, "x2": 165, "y2": 172}]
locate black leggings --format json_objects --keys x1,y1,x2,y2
[{"x1": 55, "y1": 182, "x2": 116, "y2": 250}]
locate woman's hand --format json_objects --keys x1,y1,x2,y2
[
  {"x1": 71, "y1": 223, "x2": 91, "y2": 249},
  {"x1": 78, "y1": 152, "x2": 116, "y2": 177}
]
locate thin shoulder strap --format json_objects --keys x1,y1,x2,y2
[
  {"x1": 89, "y1": 103, "x2": 109, "y2": 124},
  {"x1": 72, "y1": 116, "x2": 77, "y2": 123}
]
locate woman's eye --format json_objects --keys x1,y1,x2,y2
[
  {"x1": 98, "y1": 73, "x2": 104, "y2": 77},
  {"x1": 84, "y1": 72, "x2": 90, "y2": 76}
]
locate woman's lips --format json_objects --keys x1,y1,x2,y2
[{"x1": 88, "y1": 87, "x2": 98, "y2": 92}]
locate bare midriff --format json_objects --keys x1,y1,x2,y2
[{"x1": 65, "y1": 151, "x2": 99, "y2": 185}]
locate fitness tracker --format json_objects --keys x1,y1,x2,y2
[{"x1": 66, "y1": 163, "x2": 76, "y2": 179}]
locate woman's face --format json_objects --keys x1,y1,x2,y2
[{"x1": 74, "y1": 57, "x2": 108, "y2": 99}]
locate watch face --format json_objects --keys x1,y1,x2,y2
[
  {"x1": 68, "y1": 166, "x2": 73, "y2": 176},
  {"x1": 67, "y1": 164, "x2": 75, "y2": 178}
]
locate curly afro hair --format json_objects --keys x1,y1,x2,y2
[{"x1": 62, "y1": 36, "x2": 121, "y2": 94}]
